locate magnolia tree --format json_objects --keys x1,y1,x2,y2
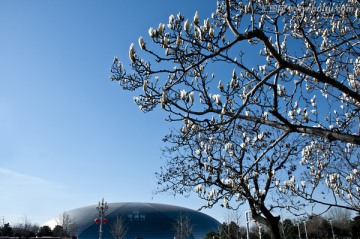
[{"x1": 110, "y1": 0, "x2": 360, "y2": 238}]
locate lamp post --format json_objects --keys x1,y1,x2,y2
[
  {"x1": 303, "y1": 221, "x2": 308, "y2": 239},
  {"x1": 296, "y1": 223, "x2": 301, "y2": 239},
  {"x1": 95, "y1": 198, "x2": 109, "y2": 239},
  {"x1": 329, "y1": 219, "x2": 335, "y2": 239},
  {"x1": 258, "y1": 224, "x2": 262, "y2": 239},
  {"x1": 245, "y1": 211, "x2": 251, "y2": 239}
]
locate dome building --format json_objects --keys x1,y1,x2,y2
[{"x1": 45, "y1": 202, "x2": 220, "y2": 239}]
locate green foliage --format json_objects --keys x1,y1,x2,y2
[
  {"x1": 280, "y1": 219, "x2": 297, "y2": 239},
  {"x1": 13, "y1": 228, "x2": 36, "y2": 238},
  {"x1": 1, "y1": 223, "x2": 13, "y2": 237},
  {"x1": 52, "y1": 225, "x2": 66, "y2": 237},
  {"x1": 351, "y1": 215, "x2": 360, "y2": 239},
  {"x1": 218, "y1": 221, "x2": 246, "y2": 239},
  {"x1": 204, "y1": 230, "x2": 219, "y2": 239},
  {"x1": 37, "y1": 225, "x2": 52, "y2": 237}
]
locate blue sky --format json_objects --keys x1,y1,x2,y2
[{"x1": 0, "y1": 0, "x2": 234, "y2": 225}]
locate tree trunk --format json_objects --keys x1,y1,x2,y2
[
  {"x1": 267, "y1": 215, "x2": 281, "y2": 239},
  {"x1": 254, "y1": 204, "x2": 282, "y2": 239}
]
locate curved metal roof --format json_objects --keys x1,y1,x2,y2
[{"x1": 45, "y1": 202, "x2": 220, "y2": 239}]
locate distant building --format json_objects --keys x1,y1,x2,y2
[{"x1": 44, "y1": 202, "x2": 220, "y2": 239}]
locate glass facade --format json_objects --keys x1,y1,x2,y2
[{"x1": 46, "y1": 202, "x2": 220, "y2": 239}]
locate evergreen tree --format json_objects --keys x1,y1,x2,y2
[
  {"x1": 1, "y1": 223, "x2": 13, "y2": 237},
  {"x1": 37, "y1": 225, "x2": 52, "y2": 237}
]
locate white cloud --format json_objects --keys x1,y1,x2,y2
[
  {"x1": 0, "y1": 167, "x2": 68, "y2": 224},
  {"x1": 0, "y1": 167, "x2": 62, "y2": 190}
]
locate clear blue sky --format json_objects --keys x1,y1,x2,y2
[{"x1": 0, "y1": 0, "x2": 234, "y2": 225}]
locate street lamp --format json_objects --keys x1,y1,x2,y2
[
  {"x1": 257, "y1": 223, "x2": 262, "y2": 239},
  {"x1": 296, "y1": 223, "x2": 301, "y2": 239},
  {"x1": 303, "y1": 221, "x2": 308, "y2": 239},
  {"x1": 95, "y1": 198, "x2": 109, "y2": 239},
  {"x1": 329, "y1": 219, "x2": 335, "y2": 239},
  {"x1": 245, "y1": 211, "x2": 251, "y2": 239}
]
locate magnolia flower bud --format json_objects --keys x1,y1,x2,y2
[
  {"x1": 204, "y1": 18, "x2": 209, "y2": 30},
  {"x1": 177, "y1": 12, "x2": 184, "y2": 21},
  {"x1": 264, "y1": 112, "x2": 268, "y2": 120},
  {"x1": 189, "y1": 92, "x2": 194, "y2": 103},
  {"x1": 230, "y1": 77, "x2": 236, "y2": 89},
  {"x1": 169, "y1": 14, "x2": 175, "y2": 23},
  {"x1": 143, "y1": 80, "x2": 148, "y2": 93},
  {"x1": 162, "y1": 37, "x2": 169, "y2": 48},
  {"x1": 232, "y1": 69, "x2": 236, "y2": 79},
  {"x1": 176, "y1": 35, "x2": 182, "y2": 46},
  {"x1": 212, "y1": 94, "x2": 221, "y2": 105},
  {"x1": 209, "y1": 27, "x2": 214, "y2": 38},
  {"x1": 161, "y1": 91, "x2": 167, "y2": 109},
  {"x1": 223, "y1": 198, "x2": 229, "y2": 208},
  {"x1": 193, "y1": 11, "x2": 199, "y2": 25},
  {"x1": 138, "y1": 36, "x2": 145, "y2": 50},
  {"x1": 157, "y1": 23, "x2": 165, "y2": 35},
  {"x1": 184, "y1": 19, "x2": 190, "y2": 32},
  {"x1": 148, "y1": 27, "x2": 156, "y2": 38},
  {"x1": 207, "y1": 42, "x2": 212, "y2": 51},
  {"x1": 217, "y1": 80, "x2": 224, "y2": 92},
  {"x1": 128, "y1": 43, "x2": 136, "y2": 63},
  {"x1": 180, "y1": 89, "x2": 187, "y2": 100}
]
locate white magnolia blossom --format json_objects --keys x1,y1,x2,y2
[
  {"x1": 212, "y1": 94, "x2": 221, "y2": 105},
  {"x1": 217, "y1": 80, "x2": 224, "y2": 91},
  {"x1": 263, "y1": 112, "x2": 268, "y2": 120},
  {"x1": 176, "y1": 35, "x2": 182, "y2": 46},
  {"x1": 301, "y1": 181, "x2": 306, "y2": 188},
  {"x1": 223, "y1": 198, "x2": 229, "y2": 208},
  {"x1": 138, "y1": 36, "x2": 145, "y2": 50},
  {"x1": 195, "y1": 149, "x2": 201, "y2": 155},
  {"x1": 277, "y1": 84, "x2": 286, "y2": 96},
  {"x1": 148, "y1": 27, "x2": 156, "y2": 38},
  {"x1": 160, "y1": 91, "x2": 167, "y2": 109},
  {"x1": 165, "y1": 48, "x2": 170, "y2": 56},
  {"x1": 275, "y1": 180, "x2": 280, "y2": 187},
  {"x1": 203, "y1": 18, "x2": 210, "y2": 30},
  {"x1": 195, "y1": 184, "x2": 202, "y2": 193},
  {"x1": 143, "y1": 79, "x2": 148, "y2": 92},
  {"x1": 128, "y1": 43, "x2": 136, "y2": 63},
  {"x1": 257, "y1": 132, "x2": 265, "y2": 141},
  {"x1": 168, "y1": 15, "x2": 175, "y2": 29},
  {"x1": 209, "y1": 27, "x2": 215, "y2": 38},
  {"x1": 189, "y1": 92, "x2": 194, "y2": 103},
  {"x1": 224, "y1": 142, "x2": 233, "y2": 151},
  {"x1": 162, "y1": 37, "x2": 169, "y2": 48},
  {"x1": 207, "y1": 42, "x2": 213, "y2": 51},
  {"x1": 180, "y1": 89, "x2": 187, "y2": 100},
  {"x1": 193, "y1": 11, "x2": 199, "y2": 25},
  {"x1": 184, "y1": 19, "x2": 190, "y2": 32},
  {"x1": 157, "y1": 23, "x2": 165, "y2": 35}
]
